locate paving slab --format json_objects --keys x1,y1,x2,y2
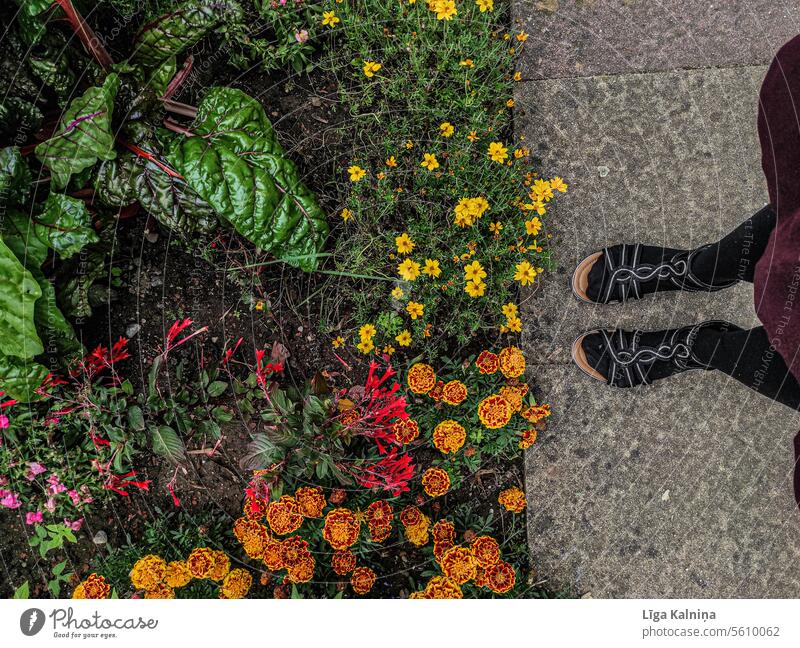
[
  {"x1": 514, "y1": 0, "x2": 800, "y2": 79},
  {"x1": 516, "y1": 66, "x2": 800, "y2": 597}
]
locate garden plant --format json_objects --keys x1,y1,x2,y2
[{"x1": 1, "y1": 0, "x2": 566, "y2": 599}]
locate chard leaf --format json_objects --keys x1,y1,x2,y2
[
  {"x1": 0, "y1": 147, "x2": 32, "y2": 205},
  {"x1": 165, "y1": 87, "x2": 328, "y2": 271},
  {"x1": 0, "y1": 352, "x2": 49, "y2": 402},
  {"x1": 57, "y1": 251, "x2": 106, "y2": 319},
  {"x1": 34, "y1": 193, "x2": 99, "y2": 259},
  {"x1": 35, "y1": 73, "x2": 120, "y2": 190},
  {"x1": 131, "y1": 1, "x2": 243, "y2": 68},
  {"x1": 95, "y1": 152, "x2": 218, "y2": 235},
  {"x1": 0, "y1": 238, "x2": 44, "y2": 360}
]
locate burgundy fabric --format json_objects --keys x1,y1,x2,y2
[{"x1": 754, "y1": 34, "x2": 800, "y2": 381}]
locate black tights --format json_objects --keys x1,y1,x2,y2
[{"x1": 687, "y1": 206, "x2": 800, "y2": 410}]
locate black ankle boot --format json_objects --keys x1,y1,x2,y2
[
  {"x1": 572, "y1": 320, "x2": 741, "y2": 388},
  {"x1": 575, "y1": 243, "x2": 738, "y2": 304}
]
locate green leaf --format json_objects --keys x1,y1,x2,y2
[
  {"x1": 131, "y1": 1, "x2": 243, "y2": 68},
  {"x1": 16, "y1": 0, "x2": 52, "y2": 15},
  {"x1": 34, "y1": 193, "x2": 99, "y2": 259},
  {"x1": 95, "y1": 152, "x2": 218, "y2": 236},
  {"x1": 0, "y1": 147, "x2": 32, "y2": 205},
  {"x1": 164, "y1": 87, "x2": 328, "y2": 271},
  {"x1": 127, "y1": 405, "x2": 146, "y2": 431},
  {"x1": 146, "y1": 56, "x2": 176, "y2": 97},
  {"x1": 57, "y1": 251, "x2": 106, "y2": 319},
  {"x1": 239, "y1": 433, "x2": 281, "y2": 471},
  {"x1": 35, "y1": 73, "x2": 120, "y2": 190},
  {"x1": 206, "y1": 380, "x2": 228, "y2": 397},
  {"x1": 151, "y1": 425, "x2": 186, "y2": 462},
  {"x1": 12, "y1": 581, "x2": 29, "y2": 599},
  {"x1": 0, "y1": 238, "x2": 43, "y2": 359}
]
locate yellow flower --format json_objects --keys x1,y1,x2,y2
[
  {"x1": 357, "y1": 339, "x2": 375, "y2": 354},
  {"x1": 255, "y1": 301, "x2": 264, "y2": 311},
  {"x1": 396, "y1": 232, "x2": 415, "y2": 254},
  {"x1": 391, "y1": 286, "x2": 405, "y2": 299},
  {"x1": 377, "y1": 171, "x2": 386, "y2": 180},
  {"x1": 464, "y1": 260, "x2": 487, "y2": 283},
  {"x1": 406, "y1": 301, "x2": 424, "y2": 320},
  {"x1": 348, "y1": 165, "x2": 366, "y2": 181},
  {"x1": 386, "y1": 156, "x2": 397, "y2": 167},
  {"x1": 322, "y1": 11, "x2": 340, "y2": 27},
  {"x1": 532, "y1": 178, "x2": 554, "y2": 201},
  {"x1": 332, "y1": 336, "x2": 345, "y2": 348},
  {"x1": 341, "y1": 208, "x2": 352, "y2": 221},
  {"x1": 459, "y1": 59, "x2": 474, "y2": 68},
  {"x1": 454, "y1": 199, "x2": 474, "y2": 227},
  {"x1": 507, "y1": 316, "x2": 522, "y2": 332},
  {"x1": 405, "y1": 140, "x2": 414, "y2": 149},
  {"x1": 363, "y1": 61, "x2": 382, "y2": 77},
  {"x1": 476, "y1": 0, "x2": 494, "y2": 11},
  {"x1": 516, "y1": 31, "x2": 529, "y2": 42},
  {"x1": 506, "y1": 98, "x2": 515, "y2": 108},
  {"x1": 489, "y1": 222, "x2": 503, "y2": 234},
  {"x1": 487, "y1": 141, "x2": 508, "y2": 163},
  {"x1": 465, "y1": 280, "x2": 486, "y2": 297},
  {"x1": 432, "y1": 0, "x2": 457, "y2": 20},
  {"x1": 550, "y1": 176, "x2": 568, "y2": 193},
  {"x1": 525, "y1": 217, "x2": 542, "y2": 236},
  {"x1": 383, "y1": 345, "x2": 395, "y2": 355},
  {"x1": 359, "y1": 323, "x2": 376, "y2": 340},
  {"x1": 423, "y1": 259, "x2": 442, "y2": 278},
  {"x1": 502, "y1": 302, "x2": 518, "y2": 319},
  {"x1": 396, "y1": 330, "x2": 412, "y2": 346},
  {"x1": 440, "y1": 122, "x2": 455, "y2": 138},
  {"x1": 514, "y1": 261, "x2": 536, "y2": 286},
  {"x1": 514, "y1": 147, "x2": 529, "y2": 159},
  {"x1": 513, "y1": 71, "x2": 522, "y2": 81},
  {"x1": 397, "y1": 258, "x2": 421, "y2": 281},
  {"x1": 467, "y1": 130, "x2": 479, "y2": 142},
  {"x1": 420, "y1": 153, "x2": 440, "y2": 171}
]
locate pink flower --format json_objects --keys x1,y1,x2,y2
[
  {"x1": 63, "y1": 517, "x2": 84, "y2": 531},
  {"x1": 0, "y1": 476, "x2": 8, "y2": 487},
  {"x1": 26, "y1": 462, "x2": 47, "y2": 481},
  {"x1": 0, "y1": 415, "x2": 9, "y2": 429},
  {"x1": 294, "y1": 29, "x2": 309, "y2": 44},
  {"x1": 25, "y1": 511, "x2": 43, "y2": 525},
  {"x1": 0, "y1": 492, "x2": 21, "y2": 509},
  {"x1": 44, "y1": 497, "x2": 56, "y2": 513},
  {"x1": 47, "y1": 474, "x2": 66, "y2": 495},
  {"x1": 68, "y1": 489, "x2": 81, "y2": 506}
]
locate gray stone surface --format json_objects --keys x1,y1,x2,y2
[
  {"x1": 516, "y1": 25, "x2": 800, "y2": 596},
  {"x1": 515, "y1": 0, "x2": 800, "y2": 79}
]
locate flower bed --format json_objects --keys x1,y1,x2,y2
[{"x1": 0, "y1": 0, "x2": 564, "y2": 599}]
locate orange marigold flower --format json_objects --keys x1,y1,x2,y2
[
  {"x1": 485, "y1": 561, "x2": 516, "y2": 593},
  {"x1": 186, "y1": 548, "x2": 215, "y2": 580},
  {"x1": 440, "y1": 546, "x2": 478, "y2": 584},
  {"x1": 475, "y1": 565, "x2": 488, "y2": 588},
  {"x1": 241, "y1": 522, "x2": 272, "y2": 559},
  {"x1": 267, "y1": 495, "x2": 304, "y2": 535},
  {"x1": 243, "y1": 496, "x2": 269, "y2": 519},
  {"x1": 366, "y1": 500, "x2": 394, "y2": 529},
  {"x1": 207, "y1": 550, "x2": 231, "y2": 581},
  {"x1": 499, "y1": 385, "x2": 524, "y2": 413},
  {"x1": 409, "y1": 590, "x2": 426, "y2": 599},
  {"x1": 442, "y1": 380, "x2": 468, "y2": 406},
  {"x1": 233, "y1": 516, "x2": 260, "y2": 542},
  {"x1": 498, "y1": 346, "x2": 526, "y2": 378},
  {"x1": 144, "y1": 583, "x2": 175, "y2": 599},
  {"x1": 351, "y1": 566, "x2": 377, "y2": 595},
  {"x1": 477, "y1": 394, "x2": 512, "y2": 429},
  {"x1": 295, "y1": 486, "x2": 327, "y2": 518},
  {"x1": 433, "y1": 539, "x2": 455, "y2": 561},
  {"x1": 428, "y1": 380, "x2": 445, "y2": 401},
  {"x1": 475, "y1": 350, "x2": 499, "y2": 374},
  {"x1": 393, "y1": 418, "x2": 420, "y2": 444},
  {"x1": 400, "y1": 505, "x2": 423, "y2": 528},
  {"x1": 340, "y1": 408, "x2": 360, "y2": 427},
  {"x1": 404, "y1": 518, "x2": 431, "y2": 546},
  {"x1": 323, "y1": 508, "x2": 361, "y2": 549},
  {"x1": 498, "y1": 486, "x2": 526, "y2": 513},
  {"x1": 281, "y1": 535, "x2": 311, "y2": 567},
  {"x1": 164, "y1": 561, "x2": 193, "y2": 588},
  {"x1": 519, "y1": 428, "x2": 538, "y2": 449},
  {"x1": 432, "y1": 420, "x2": 466, "y2": 454},
  {"x1": 220, "y1": 568, "x2": 252, "y2": 599},
  {"x1": 521, "y1": 403, "x2": 551, "y2": 423},
  {"x1": 407, "y1": 363, "x2": 436, "y2": 394},
  {"x1": 286, "y1": 555, "x2": 315, "y2": 583},
  {"x1": 424, "y1": 575, "x2": 463, "y2": 599},
  {"x1": 370, "y1": 523, "x2": 392, "y2": 543},
  {"x1": 72, "y1": 573, "x2": 111, "y2": 599},
  {"x1": 262, "y1": 539, "x2": 285, "y2": 571},
  {"x1": 432, "y1": 519, "x2": 456, "y2": 544},
  {"x1": 422, "y1": 467, "x2": 451, "y2": 497},
  {"x1": 471, "y1": 536, "x2": 501, "y2": 568},
  {"x1": 130, "y1": 554, "x2": 167, "y2": 591},
  {"x1": 332, "y1": 550, "x2": 357, "y2": 575}
]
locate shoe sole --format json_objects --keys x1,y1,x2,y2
[
  {"x1": 571, "y1": 330, "x2": 608, "y2": 383},
  {"x1": 571, "y1": 251, "x2": 603, "y2": 303}
]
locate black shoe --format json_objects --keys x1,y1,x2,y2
[
  {"x1": 571, "y1": 320, "x2": 740, "y2": 388},
  {"x1": 571, "y1": 243, "x2": 737, "y2": 304}
]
